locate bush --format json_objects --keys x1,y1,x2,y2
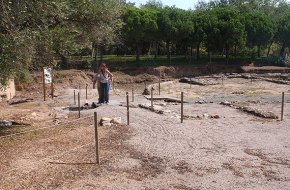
[{"x1": 16, "y1": 69, "x2": 33, "y2": 84}]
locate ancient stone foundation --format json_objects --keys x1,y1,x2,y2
[{"x1": 0, "y1": 79, "x2": 16, "y2": 101}]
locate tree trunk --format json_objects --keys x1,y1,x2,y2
[
  {"x1": 225, "y1": 46, "x2": 229, "y2": 64},
  {"x1": 267, "y1": 41, "x2": 273, "y2": 57},
  {"x1": 94, "y1": 44, "x2": 98, "y2": 72},
  {"x1": 280, "y1": 43, "x2": 286, "y2": 56},
  {"x1": 257, "y1": 45, "x2": 261, "y2": 58},
  {"x1": 136, "y1": 44, "x2": 141, "y2": 61},
  {"x1": 166, "y1": 40, "x2": 170, "y2": 60},
  {"x1": 59, "y1": 53, "x2": 68, "y2": 69},
  {"x1": 190, "y1": 46, "x2": 193, "y2": 64},
  {"x1": 100, "y1": 45, "x2": 103, "y2": 64},
  {"x1": 91, "y1": 42, "x2": 95, "y2": 59},
  {"x1": 185, "y1": 46, "x2": 188, "y2": 59},
  {"x1": 234, "y1": 45, "x2": 237, "y2": 58},
  {"x1": 154, "y1": 41, "x2": 158, "y2": 60},
  {"x1": 196, "y1": 42, "x2": 200, "y2": 60}
]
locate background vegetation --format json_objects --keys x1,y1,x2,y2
[{"x1": 1, "y1": 0, "x2": 290, "y2": 84}]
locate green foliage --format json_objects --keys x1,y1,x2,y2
[
  {"x1": 16, "y1": 69, "x2": 33, "y2": 84},
  {"x1": 203, "y1": 8, "x2": 245, "y2": 58},
  {"x1": 244, "y1": 12, "x2": 276, "y2": 46},
  {"x1": 276, "y1": 12, "x2": 290, "y2": 55},
  {"x1": 0, "y1": 0, "x2": 123, "y2": 84},
  {"x1": 122, "y1": 5, "x2": 158, "y2": 60},
  {"x1": 119, "y1": 0, "x2": 289, "y2": 63}
]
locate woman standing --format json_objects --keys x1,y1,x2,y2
[{"x1": 93, "y1": 63, "x2": 113, "y2": 104}]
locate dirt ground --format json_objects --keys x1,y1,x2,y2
[{"x1": 1, "y1": 67, "x2": 290, "y2": 190}]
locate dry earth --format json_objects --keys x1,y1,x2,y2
[{"x1": 1, "y1": 68, "x2": 290, "y2": 190}]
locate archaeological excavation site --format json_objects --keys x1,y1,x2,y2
[
  {"x1": 2, "y1": 0, "x2": 290, "y2": 189},
  {"x1": 1, "y1": 64, "x2": 290, "y2": 190}
]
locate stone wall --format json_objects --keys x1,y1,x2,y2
[{"x1": 0, "y1": 79, "x2": 16, "y2": 101}]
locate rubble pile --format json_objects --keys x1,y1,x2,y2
[
  {"x1": 220, "y1": 101, "x2": 278, "y2": 119},
  {"x1": 99, "y1": 117, "x2": 122, "y2": 127},
  {"x1": 179, "y1": 77, "x2": 218, "y2": 86}
]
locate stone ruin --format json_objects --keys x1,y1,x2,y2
[{"x1": 0, "y1": 79, "x2": 16, "y2": 101}]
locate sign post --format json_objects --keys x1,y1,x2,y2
[
  {"x1": 43, "y1": 67, "x2": 53, "y2": 101},
  {"x1": 51, "y1": 69, "x2": 54, "y2": 99},
  {"x1": 42, "y1": 67, "x2": 54, "y2": 101},
  {"x1": 42, "y1": 68, "x2": 46, "y2": 101}
]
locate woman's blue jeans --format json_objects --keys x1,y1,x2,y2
[{"x1": 99, "y1": 82, "x2": 109, "y2": 103}]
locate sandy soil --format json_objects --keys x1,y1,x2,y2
[{"x1": 1, "y1": 70, "x2": 290, "y2": 190}]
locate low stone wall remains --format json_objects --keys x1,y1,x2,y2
[{"x1": 0, "y1": 79, "x2": 16, "y2": 101}]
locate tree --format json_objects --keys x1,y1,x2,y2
[
  {"x1": 122, "y1": 5, "x2": 158, "y2": 61},
  {"x1": 276, "y1": 12, "x2": 290, "y2": 55},
  {"x1": 156, "y1": 6, "x2": 191, "y2": 60},
  {"x1": 191, "y1": 10, "x2": 208, "y2": 60},
  {"x1": 204, "y1": 8, "x2": 245, "y2": 62},
  {"x1": 0, "y1": 0, "x2": 123, "y2": 84},
  {"x1": 244, "y1": 12, "x2": 276, "y2": 57}
]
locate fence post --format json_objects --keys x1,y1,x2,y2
[
  {"x1": 86, "y1": 84, "x2": 88, "y2": 99},
  {"x1": 74, "y1": 90, "x2": 76, "y2": 105},
  {"x1": 151, "y1": 88, "x2": 154, "y2": 109},
  {"x1": 112, "y1": 79, "x2": 115, "y2": 92},
  {"x1": 78, "y1": 92, "x2": 81, "y2": 118},
  {"x1": 132, "y1": 88, "x2": 134, "y2": 102},
  {"x1": 281, "y1": 92, "x2": 285, "y2": 121},
  {"x1": 94, "y1": 112, "x2": 100, "y2": 164},
  {"x1": 126, "y1": 92, "x2": 129, "y2": 125},
  {"x1": 159, "y1": 75, "x2": 161, "y2": 95},
  {"x1": 181, "y1": 92, "x2": 184, "y2": 123},
  {"x1": 251, "y1": 71, "x2": 253, "y2": 83}
]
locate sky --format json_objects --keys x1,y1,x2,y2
[{"x1": 128, "y1": 0, "x2": 200, "y2": 10}]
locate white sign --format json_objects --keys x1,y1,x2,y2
[{"x1": 44, "y1": 68, "x2": 52, "y2": 84}]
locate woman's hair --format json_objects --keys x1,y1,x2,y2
[
  {"x1": 98, "y1": 63, "x2": 107, "y2": 72},
  {"x1": 100, "y1": 63, "x2": 106, "y2": 68}
]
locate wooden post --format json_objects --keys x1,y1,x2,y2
[
  {"x1": 94, "y1": 112, "x2": 100, "y2": 164},
  {"x1": 181, "y1": 92, "x2": 184, "y2": 123},
  {"x1": 251, "y1": 71, "x2": 253, "y2": 84},
  {"x1": 151, "y1": 88, "x2": 153, "y2": 109},
  {"x1": 132, "y1": 88, "x2": 134, "y2": 102},
  {"x1": 42, "y1": 67, "x2": 46, "y2": 101},
  {"x1": 74, "y1": 90, "x2": 76, "y2": 105},
  {"x1": 86, "y1": 84, "x2": 88, "y2": 99},
  {"x1": 51, "y1": 69, "x2": 54, "y2": 99},
  {"x1": 113, "y1": 79, "x2": 115, "y2": 91},
  {"x1": 281, "y1": 92, "x2": 285, "y2": 121},
  {"x1": 159, "y1": 77, "x2": 161, "y2": 95},
  {"x1": 126, "y1": 92, "x2": 129, "y2": 125},
  {"x1": 209, "y1": 52, "x2": 212, "y2": 75},
  {"x1": 78, "y1": 92, "x2": 80, "y2": 118}
]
